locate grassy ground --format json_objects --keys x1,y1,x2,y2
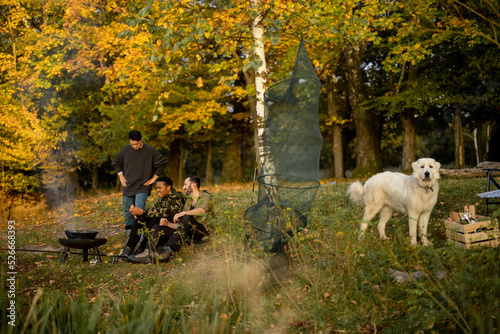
[{"x1": 1, "y1": 178, "x2": 499, "y2": 333}]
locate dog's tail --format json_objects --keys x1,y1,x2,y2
[{"x1": 347, "y1": 181, "x2": 365, "y2": 206}]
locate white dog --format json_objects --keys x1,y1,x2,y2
[{"x1": 347, "y1": 158, "x2": 440, "y2": 246}]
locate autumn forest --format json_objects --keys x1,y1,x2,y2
[{"x1": 1, "y1": 0, "x2": 499, "y2": 209}]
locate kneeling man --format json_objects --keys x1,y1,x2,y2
[{"x1": 111, "y1": 176, "x2": 185, "y2": 263}]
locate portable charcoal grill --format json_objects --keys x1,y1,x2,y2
[{"x1": 58, "y1": 230, "x2": 107, "y2": 263}]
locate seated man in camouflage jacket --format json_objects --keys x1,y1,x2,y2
[
  {"x1": 128, "y1": 175, "x2": 214, "y2": 264},
  {"x1": 111, "y1": 176, "x2": 185, "y2": 263}
]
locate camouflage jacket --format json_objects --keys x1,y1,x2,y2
[{"x1": 141, "y1": 188, "x2": 186, "y2": 222}]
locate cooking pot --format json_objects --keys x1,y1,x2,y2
[{"x1": 65, "y1": 230, "x2": 99, "y2": 239}]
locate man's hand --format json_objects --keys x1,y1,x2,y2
[
  {"x1": 173, "y1": 211, "x2": 185, "y2": 223},
  {"x1": 143, "y1": 174, "x2": 159, "y2": 186},
  {"x1": 119, "y1": 173, "x2": 128, "y2": 187},
  {"x1": 160, "y1": 218, "x2": 179, "y2": 230},
  {"x1": 129, "y1": 205, "x2": 144, "y2": 217}
]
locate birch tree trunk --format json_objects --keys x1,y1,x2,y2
[
  {"x1": 250, "y1": 0, "x2": 267, "y2": 169},
  {"x1": 474, "y1": 121, "x2": 486, "y2": 164},
  {"x1": 249, "y1": 0, "x2": 279, "y2": 222}
]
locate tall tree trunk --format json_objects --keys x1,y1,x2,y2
[
  {"x1": 221, "y1": 129, "x2": 243, "y2": 183},
  {"x1": 167, "y1": 138, "x2": 183, "y2": 188},
  {"x1": 68, "y1": 170, "x2": 80, "y2": 198},
  {"x1": 242, "y1": 66, "x2": 261, "y2": 174},
  {"x1": 250, "y1": 0, "x2": 267, "y2": 168},
  {"x1": 206, "y1": 140, "x2": 213, "y2": 185},
  {"x1": 178, "y1": 146, "x2": 185, "y2": 187},
  {"x1": 401, "y1": 64, "x2": 417, "y2": 173},
  {"x1": 474, "y1": 121, "x2": 485, "y2": 164},
  {"x1": 401, "y1": 108, "x2": 416, "y2": 173},
  {"x1": 326, "y1": 78, "x2": 345, "y2": 178},
  {"x1": 91, "y1": 166, "x2": 99, "y2": 190},
  {"x1": 343, "y1": 44, "x2": 382, "y2": 177},
  {"x1": 454, "y1": 105, "x2": 465, "y2": 169},
  {"x1": 250, "y1": 0, "x2": 278, "y2": 205}
]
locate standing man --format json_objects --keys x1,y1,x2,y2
[
  {"x1": 112, "y1": 130, "x2": 167, "y2": 240},
  {"x1": 110, "y1": 176, "x2": 185, "y2": 263},
  {"x1": 128, "y1": 175, "x2": 214, "y2": 264}
]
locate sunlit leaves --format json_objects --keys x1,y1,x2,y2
[{"x1": 0, "y1": 85, "x2": 48, "y2": 193}]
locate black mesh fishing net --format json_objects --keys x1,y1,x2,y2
[{"x1": 245, "y1": 38, "x2": 323, "y2": 254}]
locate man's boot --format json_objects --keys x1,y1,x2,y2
[
  {"x1": 156, "y1": 245, "x2": 172, "y2": 263},
  {"x1": 110, "y1": 246, "x2": 133, "y2": 264},
  {"x1": 132, "y1": 233, "x2": 148, "y2": 255},
  {"x1": 127, "y1": 248, "x2": 152, "y2": 264}
]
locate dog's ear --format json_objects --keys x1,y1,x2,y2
[
  {"x1": 434, "y1": 161, "x2": 441, "y2": 171},
  {"x1": 412, "y1": 160, "x2": 418, "y2": 171}
]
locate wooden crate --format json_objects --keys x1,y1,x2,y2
[{"x1": 444, "y1": 206, "x2": 499, "y2": 249}]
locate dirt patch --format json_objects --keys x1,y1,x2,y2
[
  {"x1": 93, "y1": 226, "x2": 123, "y2": 238},
  {"x1": 18, "y1": 245, "x2": 64, "y2": 253}
]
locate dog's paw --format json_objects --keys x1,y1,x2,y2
[
  {"x1": 379, "y1": 234, "x2": 390, "y2": 240},
  {"x1": 358, "y1": 232, "x2": 366, "y2": 241},
  {"x1": 422, "y1": 239, "x2": 433, "y2": 247}
]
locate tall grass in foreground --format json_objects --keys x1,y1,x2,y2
[
  {"x1": 2, "y1": 244, "x2": 284, "y2": 333},
  {"x1": 1, "y1": 178, "x2": 499, "y2": 333}
]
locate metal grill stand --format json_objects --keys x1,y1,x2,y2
[{"x1": 58, "y1": 238, "x2": 107, "y2": 263}]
